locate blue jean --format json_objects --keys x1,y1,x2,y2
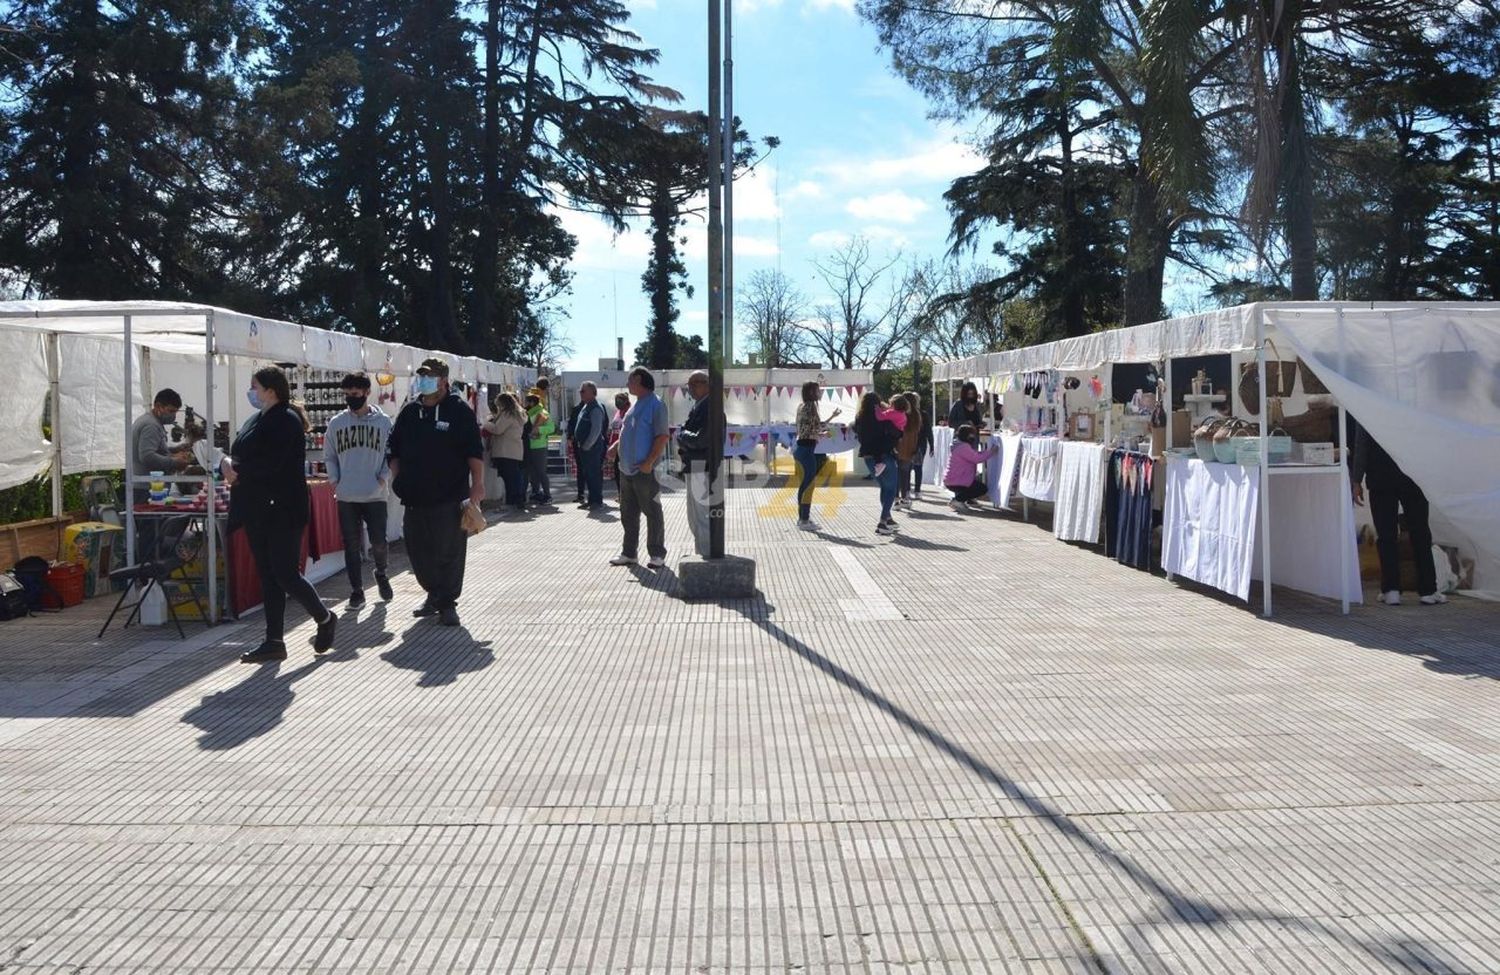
[
  {"x1": 865, "y1": 454, "x2": 898, "y2": 521},
  {"x1": 577, "y1": 442, "x2": 605, "y2": 505},
  {"x1": 793, "y1": 443, "x2": 825, "y2": 521}
]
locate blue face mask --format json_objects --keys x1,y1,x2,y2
[
  {"x1": 246, "y1": 388, "x2": 263, "y2": 410},
  {"x1": 414, "y1": 376, "x2": 440, "y2": 397}
]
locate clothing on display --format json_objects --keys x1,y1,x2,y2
[
  {"x1": 993, "y1": 432, "x2": 1022, "y2": 509},
  {"x1": 1052, "y1": 441, "x2": 1108, "y2": 543},
  {"x1": 1162, "y1": 459, "x2": 1260, "y2": 601},
  {"x1": 1018, "y1": 436, "x2": 1061, "y2": 502},
  {"x1": 1104, "y1": 450, "x2": 1155, "y2": 570}
]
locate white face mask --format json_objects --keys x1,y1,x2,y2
[
  {"x1": 246, "y1": 388, "x2": 263, "y2": 410},
  {"x1": 414, "y1": 376, "x2": 440, "y2": 397}
]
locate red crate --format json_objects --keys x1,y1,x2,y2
[{"x1": 42, "y1": 562, "x2": 86, "y2": 609}]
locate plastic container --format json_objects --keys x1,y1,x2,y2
[{"x1": 41, "y1": 562, "x2": 86, "y2": 609}]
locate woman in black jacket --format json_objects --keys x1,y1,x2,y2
[
  {"x1": 854, "y1": 392, "x2": 904, "y2": 537},
  {"x1": 230, "y1": 366, "x2": 335, "y2": 663}
]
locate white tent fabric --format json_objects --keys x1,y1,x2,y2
[
  {"x1": 213, "y1": 309, "x2": 305, "y2": 361},
  {"x1": 303, "y1": 328, "x2": 364, "y2": 372},
  {"x1": 59, "y1": 337, "x2": 147, "y2": 477},
  {"x1": 1272, "y1": 305, "x2": 1500, "y2": 594},
  {"x1": 0, "y1": 328, "x2": 52, "y2": 491}
]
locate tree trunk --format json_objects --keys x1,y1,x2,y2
[
  {"x1": 353, "y1": 5, "x2": 386, "y2": 331},
  {"x1": 1057, "y1": 109, "x2": 1086, "y2": 338},
  {"x1": 1122, "y1": 168, "x2": 1170, "y2": 326},
  {"x1": 471, "y1": 0, "x2": 503, "y2": 354},
  {"x1": 1281, "y1": 38, "x2": 1318, "y2": 300},
  {"x1": 56, "y1": 0, "x2": 103, "y2": 295},
  {"x1": 646, "y1": 179, "x2": 677, "y2": 369}
]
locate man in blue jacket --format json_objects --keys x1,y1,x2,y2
[{"x1": 570, "y1": 381, "x2": 608, "y2": 510}]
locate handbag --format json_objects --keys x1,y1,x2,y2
[
  {"x1": 1238, "y1": 338, "x2": 1296, "y2": 415},
  {"x1": 1298, "y1": 358, "x2": 1329, "y2": 395}
]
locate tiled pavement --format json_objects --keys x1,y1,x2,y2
[{"x1": 0, "y1": 477, "x2": 1497, "y2": 974}]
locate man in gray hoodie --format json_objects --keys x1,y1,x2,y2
[{"x1": 324, "y1": 372, "x2": 394, "y2": 609}]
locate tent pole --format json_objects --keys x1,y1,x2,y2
[
  {"x1": 124, "y1": 316, "x2": 135, "y2": 568},
  {"x1": 206, "y1": 311, "x2": 218, "y2": 624},
  {"x1": 1165, "y1": 360, "x2": 1174, "y2": 449},
  {"x1": 1258, "y1": 307, "x2": 1272, "y2": 617},
  {"x1": 46, "y1": 333, "x2": 63, "y2": 524},
  {"x1": 1337, "y1": 305, "x2": 1350, "y2": 615}
]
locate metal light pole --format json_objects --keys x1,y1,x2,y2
[
  {"x1": 722, "y1": 0, "x2": 735, "y2": 369},
  {"x1": 706, "y1": 0, "x2": 726, "y2": 559}
]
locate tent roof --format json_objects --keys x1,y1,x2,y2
[{"x1": 932, "y1": 301, "x2": 1500, "y2": 380}]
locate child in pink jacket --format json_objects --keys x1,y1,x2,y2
[{"x1": 943, "y1": 424, "x2": 998, "y2": 510}]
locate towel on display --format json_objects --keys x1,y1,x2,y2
[
  {"x1": 992, "y1": 432, "x2": 1023, "y2": 508},
  {"x1": 1053, "y1": 441, "x2": 1108, "y2": 543},
  {"x1": 1162, "y1": 459, "x2": 1259, "y2": 600}
]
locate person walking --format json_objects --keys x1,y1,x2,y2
[
  {"x1": 324, "y1": 372, "x2": 393, "y2": 609},
  {"x1": 911, "y1": 393, "x2": 935, "y2": 501},
  {"x1": 854, "y1": 392, "x2": 904, "y2": 536},
  {"x1": 943, "y1": 423, "x2": 999, "y2": 511},
  {"x1": 570, "y1": 382, "x2": 609, "y2": 510},
  {"x1": 230, "y1": 366, "x2": 336, "y2": 662},
  {"x1": 675, "y1": 370, "x2": 712, "y2": 555},
  {"x1": 793, "y1": 381, "x2": 841, "y2": 531},
  {"x1": 605, "y1": 367, "x2": 669, "y2": 569},
  {"x1": 484, "y1": 392, "x2": 526, "y2": 513},
  {"x1": 523, "y1": 388, "x2": 554, "y2": 506},
  {"x1": 893, "y1": 393, "x2": 923, "y2": 510},
  {"x1": 1351, "y1": 420, "x2": 1446, "y2": 606},
  {"x1": 387, "y1": 357, "x2": 485, "y2": 627},
  {"x1": 607, "y1": 391, "x2": 630, "y2": 494}
]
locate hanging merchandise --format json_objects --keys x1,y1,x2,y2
[
  {"x1": 1104, "y1": 450, "x2": 1155, "y2": 570},
  {"x1": 1089, "y1": 375, "x2": 1104, "y2": 399}
]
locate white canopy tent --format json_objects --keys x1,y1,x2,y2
[
  {"x1": 0, "y1": 300, "x2": 535, "y2": 621},
  {"x1": 932, "y1": 302, "x2": 1500, "y2": 609}
]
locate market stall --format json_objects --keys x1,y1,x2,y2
[
  {"x1": 0, "y1": 300, "x2": 534, "y2": 623},
  {"x1": 932, "y1": 302, "x2": 1500, "y2": 613}
]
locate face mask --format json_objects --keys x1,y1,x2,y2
[
  {"x1": 246, "y1": 388, "x2": 263, "y2": 410},
  {"x1": 414, "y1": 376, "x2": 440, "y2": 396},
  {"x1": 162, "y1": 411, "x2": 178, "y2": 425},
  {"x1": 344, "y1": 395, "x2": 367, "y2": 412}
]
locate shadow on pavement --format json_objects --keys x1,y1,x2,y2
[
  {"x1": 380, "y1": 622, "x2": 494, "y2": 687},
  {"x1": 731, "y1": 598, "x2": 1472, "y2": 975},
  {"x1": 182, "y1": 656, "x2": 332, "y2": 751}
]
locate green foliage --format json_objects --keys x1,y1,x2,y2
[
  {"x1": 633, "y1": 332, "x2": 707, "y2": 370},
  {"x1": 0, "y1": 470, "x2": 120, "y2": 526}
]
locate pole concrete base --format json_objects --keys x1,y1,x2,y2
[{"x1": 678, "y1": 554, "x2": 758, "y2": 601}]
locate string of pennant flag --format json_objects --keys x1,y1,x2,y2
[{"x1": 667, "y1": 384, "x2": 868, "y2": 400}]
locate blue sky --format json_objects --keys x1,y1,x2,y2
[{"x1": 552, "y1": 0, "x2": 985, "y2": 370}]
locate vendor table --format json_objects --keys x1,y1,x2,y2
[
  {"x1": 1162, "y1": 458, "x2": 1361, "y2": 606},
  {"x1": 228, "y1": 480, "x2": 342, "y2": 616}
]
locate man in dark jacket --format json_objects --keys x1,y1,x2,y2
[
  {"x1": 570, "y1": 382, "x2": 608, "y2": 510},
  {"x1": 675, "y1": 371, "x2": 712, "y2": 557},
  {"x1": 387, "y1": 357, "x2": 485, "y2": 627}
]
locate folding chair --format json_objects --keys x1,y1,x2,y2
[{"x1": 97, "y1": 515, "x2": 208, "y2": 640}]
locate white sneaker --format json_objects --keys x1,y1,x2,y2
[
  {"x1": 646, "y1": 556, "x2": 667, "y2": 570},
  {"x1": 797, "y1": 520, "x2": 818, "y2": 531},
  {"x1": 1420, "y1": 593, "x2": 1448, "y2": 605},
  {"x1": 610, "y1": 554, "x2": 637, "y2": 566},
  {"x1": 949, "y1": 500, "x2": 965, "y2": 512},
  {"x1": 875, "y1": 523, "x2": 897, "y2": 536},
  {"x1": 1381, "y1": 590, "x2": 1401, "y2": 606}
]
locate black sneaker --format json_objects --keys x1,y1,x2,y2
[
  {"x1": 312, "y1": 612, "x2": 337, "y2": 653},
  {"x1": 438, "y1": 604, "x2": 460, "y2": 627},
  {"x1": 413, "y1": 599, "x2": 438, "y2": 618},
  {"x1": 348, "y1": 590, "x2": 366, "y2": 609},
  {"x1": 240, "y1": 642, "x2": 287, "y2": 664},
  {"x1": 375, "y1": 574, "x2": 393, "y2": 602}
]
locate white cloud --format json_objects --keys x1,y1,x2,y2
[
  {"x1": 554, "y1": 207, "x2": 651, "y2": 272},
  {"x1": 805, "y1": 0, "x2": 855, "y2": 10},
  {"x1": 813, "y1": 137, "x2": 983, "y2": 186},
  {"x1": 733, "y1": 234, "x2": 781, "y2": 257},
  {"x1": 860, "y1": 225, "x2": 911, "y2": 249},
  {"x1": 729, "y1": 165, "x2": 780, "y2": 222},
  {"x1": 845, "y1": 191, "x2": 929, "y2": 224},
  {"x1": 808, "y1": 230, "x2": 852, "y2": 249},
  {"x1": 787, "y1": 180, "x2": 824, "y2": 200}
]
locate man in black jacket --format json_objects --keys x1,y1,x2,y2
[
  {"x1": 675, "y1": 370, "x2": 712, "y2": 557},
  {"x1": 387, "y1": 357, "x2": 485, "y2": 627},
  {"x1": 1350, "y1": 419, "x2": 1445, "y2": 607}
]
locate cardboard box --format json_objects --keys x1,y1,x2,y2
[
  {"x1": 1170, "y1": 410, "x2": 1191, "y2": 448},
  {"x1": 62, "y1": 522, "x2": 124, "y2": 598}
]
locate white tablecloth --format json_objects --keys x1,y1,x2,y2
[
  {"x1": 1018, "y1": 436, "x2": 1062, "y2": 502},
  {"x1": 992, "y1": 432, "x2": 1022, "y2": 508},
  {"x1": 1163, "y1": 459, "x2": 1362, "y2": 604},
  {"x1": 1053, "y1": 442, "x2": 1108, "y2": 543},
  {"x1": 929, "y1": 425, "x2": 953, "y2": 486}
]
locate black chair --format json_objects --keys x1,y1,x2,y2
[{"x1": 98, "y1": 515, "x2": 207, "y2": 640}]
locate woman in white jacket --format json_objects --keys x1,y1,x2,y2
[{"x1": 484, "y1": 392, "x2": 526, "y2": 512}]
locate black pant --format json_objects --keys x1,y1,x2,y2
[
  {"x1": 949, "y1": 480, "x2": 986, "y2": 503},
  {"x1": 404, "y1": 502, "x2": 467, "y2": 608},
  {"x1": 524, "y1": 446, "x2": 550, "y2": 501},
  {"x1": 1370, "y1": 472, "x2": 1436, "y2": 596},
  {"x1": 247, "y1": 521, "x2": 326, "y2": 645},
  {"x1": 337, "y1": 500, "x2": 388, "y2": 591},
  {"x1": 493, "y1": 458, "x2": 524, "y2": 508}
]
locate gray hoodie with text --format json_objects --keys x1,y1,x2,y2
[{"x1": 324, "y1": 406, "x2": 392, "y2": 502}]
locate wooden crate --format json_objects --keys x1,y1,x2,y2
[{"x1": 2, "y1": 513, "x2": 85, "y2": 567}]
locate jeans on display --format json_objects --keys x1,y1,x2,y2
[
  {"x1": 618, "y1": 471, "x2": 666, "y2": 560},
  {"x1": 793, "y1": 443, "x2": 825, "y2": 522},
  {"x1": 577, "y1": 443, "x2": 605, "y2": 506},
  {"x1": 865, "y1": 454, "x2": 898, "y2": 521},
  {"x1": 1370, "y1": 472, "x2": 1436, "y2": 596},
  {"x1": 336, "y1": 499, "x2": 388, "y2": 591},
  {"x1": 403, "y1": 502, "x2": 468, "y2": 608},
  {"x1": 247, "y1": 520, "x2": 325, "y2": 644}
]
